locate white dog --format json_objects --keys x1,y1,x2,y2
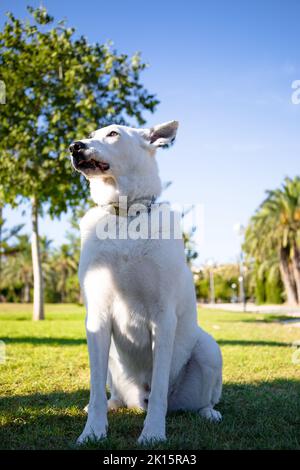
[{"x1": 69, "y1": 120, "x2": 222, "y2": 445}]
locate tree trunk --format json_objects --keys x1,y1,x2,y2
[
  {"x1": 292, "y1": 243, "x2": 300, "y2": 304},
  {"x1": 23, "y1": 278, "x2": 31, "y2": 303},
  {"x1": 279, "y1": 246, "x2": 298, "y2": 305},
  {"x1": 61, "y1": 279, "x2": 66, "y2": 303},
  {"x1": 31, "y1": 196, "x2": 44, "y2": 320}
]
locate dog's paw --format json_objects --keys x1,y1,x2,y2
[
  {"x1": 199, "y1": 407, "x2": 222, "y2": 422},
  {"x1": 108, "y1": 398, "x2": 123, "y2": 411},
  {"x1": 138, "y1": 423, "x2": 166, "y2": 445},
  {"x1": 76, "y1": 421, "x2": 108, "y2": 445}
]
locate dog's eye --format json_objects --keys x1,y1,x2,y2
[{"x1": 106, "y1": 131, "x2": 119, "y2": 138}]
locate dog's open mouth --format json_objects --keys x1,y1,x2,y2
[{"x1": 76, "y1": 158, "x2": 110, "y2": 172}]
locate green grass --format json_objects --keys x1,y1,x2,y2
[{"x1": 0, "y1": 303, "x2": 299, "y2": 450}]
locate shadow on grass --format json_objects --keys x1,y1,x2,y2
[
  {"x1": 0, "y1": 379, "x2": 299, "y2": 450},
  {"x1": 0, "y1": 336, "x2": 291, "y2": 348},
  {"x1": 242, "y1": 315, "x2": 300, "y2": 324},
  {"x1": 219, "y1": 315, "x2": 300, "y2": 324},
  {"x1": 217, "y1": 339, "x2": 291, "y2": 347},
  {"x1": 0, "y1": 336, "x2": 86, "y2": 346}
]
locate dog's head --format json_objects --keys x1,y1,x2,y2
[{"x1": 69, "y1": 121, "x2": 178, "y2": 205}]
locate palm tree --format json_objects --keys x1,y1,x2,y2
[
  {"x1": 244, "y1": 176, "x2": 300, "y2": 305},
  {"x1": 0, "y1": 208, "x2": 24, "y2": 296},
  {"x1": 3, "y1": 234, "x2": 33, "y2": 302},
  {"x1": 2, "y1": 234, "x2": 53, "y2": 303},
  {"x1": 51, "y1": 243, "x2": 78, "y2": 302}
]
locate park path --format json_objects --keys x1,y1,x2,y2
[{"x1": 199, "y1": 302, "x2": 300, "y2": 316}]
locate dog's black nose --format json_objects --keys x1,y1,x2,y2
[{"x1": 69, "y1": 141, "x2": 87, "y2": 154}]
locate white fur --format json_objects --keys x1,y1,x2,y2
[{"x1": 73, "y1": 121, "x2": 223, "y2": 444}]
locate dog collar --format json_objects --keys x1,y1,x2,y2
[{"x1": 100, "y1": 196, "x2": 157, "y2": 217}]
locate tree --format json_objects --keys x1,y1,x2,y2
[
  {"x1": 183, "y1": 230, "x2": 198, "y2": 266},
  {"x1": 50, "y1": 243, "x2": 78, "y2": 303},
  {"x1": 2, "y1": 233, "x2": 52, "y2": 303},
  {"x1": 195, "y1": 263, "x2": 241, "y2": 303},
  {"x1": 0, "y1": 6, "x2": 158, "y2": 320},
  {"x1": 251, "y1": 259, "x2": 284, "y2": 305},
  {"x1": 0, "y1": 209, "x2": 24, "y2": 299},
  {"x1": 3, "y1": 234, "x2": 33, "y2": 302},
  {"x1": 244, "y1": 176, "x2": 300, "y2": 305}
]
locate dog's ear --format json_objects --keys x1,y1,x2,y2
[{"x1": 143, "y1": 120, "x2": 179, "y2": 148}]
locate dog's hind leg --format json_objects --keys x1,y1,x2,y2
[
  {"x1": 168, "y1": 329, "x2": 222, "y2": 422},
  {"x1": 107, "y1": 369, "x2": 124, "y2": 411}
]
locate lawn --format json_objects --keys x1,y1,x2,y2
[{"x1": 0, "y1": 303, "x2": 299, "y2": 450}]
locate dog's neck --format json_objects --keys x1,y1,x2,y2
[
  {"x1": 99, "y1": 196, "x2": 156, "y2": 217},
  {"x1": 89, "y1": 175, "x2": 161, "y2": 211}
]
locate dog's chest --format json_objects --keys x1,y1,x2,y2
[
  {"x1": 111, "y1": 294, "x2": 152, "y2": 357},
  {"x1": 100, "y1": 249, "x2": 155, "y2": 351},
  {"x1": 80, "y1": 235, "x2": 158, "y2": 351}
]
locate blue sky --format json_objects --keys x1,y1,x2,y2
[{"x1": 1, "y1": 0, "x2": 300, "y2": 264}]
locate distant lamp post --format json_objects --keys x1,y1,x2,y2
[
  {"x1": 231, "y1": 283, "x2": 237, "y2": 303},
  {"x1": 238, "y1": 275, "x2": 245, "y2": 305},
  {"x1": 233, "y1": 223, "x2": 246, "y2": 311},
  {"x1": 207, "y1": 259, "x2": 215, "y2": 304}
]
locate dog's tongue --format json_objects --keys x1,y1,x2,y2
[{"x1": 78, "y1": 159, "x2": 110, "y2": 171}]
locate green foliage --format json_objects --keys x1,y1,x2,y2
[
  {"x1": 253, "y1": 262, "x2": 283, "y2": 305},
  {"x1": 183, "y1": 230, "x2": 198, "y2": 265},
  {"x1": 244, "y1": 176, "x2": 300, "y2": 259},
  {"x1": 254, "y1": 274, "x2": 266, "y2": 305},
  {"x1": 2, "y1": 234, "x2": 33, "y2": 302},
  {"x1": 0, "y1": 6, "x2": 158, "y2": 215},
  {"x1": 265, "y1": 276, "x2": 283, "y2": 304},
  {"x1": 0, "y1": 211, "x2": 24, "y2": 259},
  {"x1": 195, "y1": 264, "x2": 240, "y2": 302},
  {"x1": 214, "y1": 276, "x2": 232, "y2": 301},
  {"x1": 244, "y1": 176, "x2": 300, "y2": 304},
  {"x1": 0, "y1": 228, "x2": 81, "y2": 304},
  {"x1": 195, "y1": 277, "x2": 209, "y2": 300},
  {"x1": 1, "y1": 233, "x2": 52, "y2": 301}
]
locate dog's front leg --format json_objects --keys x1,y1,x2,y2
[
  {"x1": 138, "y1": 311, "x2": 177, "y2": 444},
  {"x1": 77, "y1": 311, "x2": 111, "y2": 444}
]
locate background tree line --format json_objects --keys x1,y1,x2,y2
[
  {"x1": 1, "y1": 172, "x2": 299, "y2": 305},
  {"x1": 195, "y1": 176, "x2": 300, "y2": 305},
  {"x1": 0, "y1": 213, "x2": 80, "y2": 304},
  {"x1": 243, "y1": 176, "x2": 300, "y2": 306}
]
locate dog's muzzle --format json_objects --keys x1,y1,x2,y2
[
  {"x1": 69, "y1": 140, "x2": 87, "y2": 156},
  {"x1": 69, "y1": 141, "x2": 110, "y2": 173}
]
